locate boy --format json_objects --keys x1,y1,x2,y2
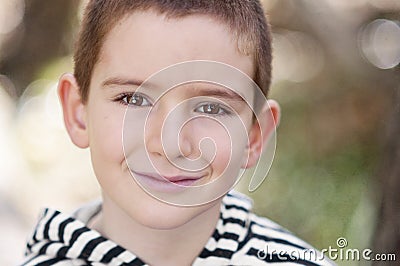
[{"x1": 23, "y1": 0, "x2": 333, "y2": 265}]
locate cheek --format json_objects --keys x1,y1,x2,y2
[
  {"x1": 87, "y1": 104, "x2": 126, "y2": 179},
  {"x1": 212, "y1": 133, "x2": 232, "y2": 170},
  {"x1": 122, "y1": 110, "x2": 147, "y2": 157},
  {"x1": 192, "y1": 119, "x2": 246, "y2": 175}
]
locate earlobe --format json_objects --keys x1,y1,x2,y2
[
  {"x1": 242, "y1": 99, "x2": 280, "y2": 169},
  {"x1": 58, "y1": 73, "x2": 89, "y2": 148}
]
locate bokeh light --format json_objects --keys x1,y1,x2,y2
[
  {"x1": 0, "y1": 0, "x2": 25, "y2": 34},
  {"x1": 359, "y1": 19, "x2": 400, "y2": 69},
  {"x1": 368, "y1": 0, "x2": 400, "y2": 10},
  {"x1": 272, "y1": 31, "x2": 325, "y2": 83}
]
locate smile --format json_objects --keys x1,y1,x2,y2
[{"x1": 131, "y1": 171, "x2": 205, "y2": 193}]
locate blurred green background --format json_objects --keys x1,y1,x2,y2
[{"x1": 0, "y1": 0, "x2": 399, "y2": 265}]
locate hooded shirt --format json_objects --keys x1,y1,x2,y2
[{"x1": 22, "y1": 191, "x2": 333, "y2": 266}]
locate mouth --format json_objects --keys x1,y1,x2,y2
[{"x1": 131, "y1": 171, "x2": 206, "y2": 192}]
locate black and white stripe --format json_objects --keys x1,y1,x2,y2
[
  {"x1": 22, "y1": 191, "x2": 334, "y2": 266},
  {"x1": 23, "y1": 208, "x2": 146, "y2": 266}
]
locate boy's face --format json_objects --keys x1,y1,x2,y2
[{"x1": 61, "y1": 11, "x2": 276, "y2": 229}]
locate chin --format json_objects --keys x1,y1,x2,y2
[
  {"x1": 102, "y1": 176, "x2": 220, "y2": 231},
  {"x1": 128, "y1": 198, "x2": 213, "y2": 230}
]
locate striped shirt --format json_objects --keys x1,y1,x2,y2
[{"x1": 22, "y1": 191, "x2": 334, "y2": 265}]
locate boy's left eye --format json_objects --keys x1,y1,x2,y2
[{"x1": 194, "y1": 103, "x2": 231, "y2": 116}]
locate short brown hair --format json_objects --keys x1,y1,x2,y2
[{"x1": 74, "y1": 0, "x2": 272, "y2": 103}]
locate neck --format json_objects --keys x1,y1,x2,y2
[{"x1": 92, "y1": 194, "x2": 221, "y2": 266}]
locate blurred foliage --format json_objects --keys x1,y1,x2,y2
[{"x1": 239, "y1": 0, "x2": 399, "y2": 263}]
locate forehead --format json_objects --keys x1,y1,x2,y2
[{"x1": 91, "y1": 10, "x2": 255, "y2": 100}]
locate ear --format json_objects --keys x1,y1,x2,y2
[
  {"x1": 58, "y1": 73, "x2": 89, "y2": 148},
  {"x1": 242, "y1": 99, "x2": 280, "y2": 168}
]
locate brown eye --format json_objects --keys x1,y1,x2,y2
[
  {"x1": 129, "y1": 94, "x2": 143, "y2": 105},
  {"x1": 121, "y1": 93, "x2": 151, "y2": 107},
  {"x1": 195, "y1": 103, "x2": 231, "y2": 116},
  {"x1": 204, "y1": 103, "x2": 220, "y2": 114}
]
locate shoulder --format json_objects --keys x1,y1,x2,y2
[{"x1": 223, "y1": 191, "x2": 335, "y2": 265}]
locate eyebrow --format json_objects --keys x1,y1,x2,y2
[
  {"x1": 192, "y1": 86, "x2": 246, "y2": 103},
  {"x1": 101, "y1": 77, "x2": 246, "y2": 102},
  {"x1": 101, "y1": 77, "x2": 145, "y2": 88}
]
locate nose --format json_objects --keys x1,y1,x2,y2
[{"x1": 145, "y1": 102, "x2": 194, "y2": 161}]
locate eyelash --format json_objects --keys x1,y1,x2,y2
[
  {"x1": 113, "y1": 93, "x2": 233, "y2": 116},
  {"x1": 113, "y1": 92, "x2": 152, "y2": 107},
  {"x1": 194, "y1": 102, "x2": 233, "y2": 116}
]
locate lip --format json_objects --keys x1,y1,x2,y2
[{"x1": 131, "y1": 171, "x2": 205, "y2": 192}]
